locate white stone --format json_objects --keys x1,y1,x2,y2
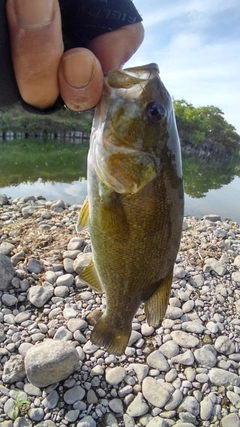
[
  {"x1": 209, "y1": 368, "x2": 240, "y2": 386},
  {"x1": 171, "y1": 331, "x2": 199, "y2": 348},
  {"x1": 106, "y1": 366, "x2": 126, "y2": 385},
  {"x1": 147, "y1": 350, "x2": 170, "y2": 372},
  {"x1": 214, "y1": 335, "x2": 235, "y2": 355},
  {"x1": 159, "y1": 340, "x2": 179, "y2": 358},
  {"x1": 126, "y1": 392, "x2": 149, "y2": 417},
  {"x1": 25, "y1": 340, "x2": 79, "y2": 387},
  {"x1": 142, "y1": 377, "x2": 171, "y2": 408}
]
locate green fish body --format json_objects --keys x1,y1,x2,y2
[{"x1": 78, "y1": 63, "x2": 184, "y2": 355}]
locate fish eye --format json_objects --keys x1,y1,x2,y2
[{"x1": 146, "y1": 102, "x2": 166, "y2": 122}]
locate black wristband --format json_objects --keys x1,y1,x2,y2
[{"x1": 0, "y1": 0, "x2": 142, "y2": 114}]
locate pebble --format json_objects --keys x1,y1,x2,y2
[
  {"x1": 142, "y1": 377, "x2": 171, "y2": 408},
  {"x1": 194, "y1": 345, "x2": 217, "y2": 368},
  {"x1": 171, "y1": 349, "x2": 194, "y2": 366},
  {"x1": 214, "y1": 335, "x2": 235, "y2": 355},
  {"x1": 1, "y1": 200, "x2": 240, "y2": 426},
  {"x1": 2, "y1": 355, "x2": 25, "y2": 384},
  {"x1": 159, "y1": 341, "x2": 180, "y2": 358},
  {"x1": 77, "y1": 415, "x2": 96, "y2": 427},
  {"x1": 125, "y1": 392, "x2": 148, "y2": 417},
  {"x1": 170, "y1": 331, "x2": 199, "y2": 348},
  {"x1": 128, "y1": 363, "x2": 149, "y2": 383},
  {"x1": 56, "y1": 273, "x2": 74, "y2": 287},
  {"x1": 109, "y1": 398, "x2": 124, "y2": 414},
  {"x1": 178, "y1": 396, "x2": 200, "y2": 417},
  {"x1": 106, "y1": 367, "x2": 126, "y2": 385},
  {"x1": 146, "y1": 350, "x2": 170, "y2": 372},
  {"x1": 0, "y1": 254, "x2": 15, "y2": 290},
  {"x1": 63, "y1": 386, "x2": 85, "y2": 404},
  {"x1": 200, "y1": 395, "x2": 214, "y2": 420},
  {"x1": 208, "y1": 368, "x2": 240, "y2": 386},
  {"x1": 28, "y1": 284, "x2": 53, "y2": 307}
]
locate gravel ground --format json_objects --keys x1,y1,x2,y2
[{"x1": 0, "y1": 193, "x2": 240, "y2": 427}]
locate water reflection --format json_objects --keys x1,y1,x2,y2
[
  {"x1": 3, "y1": 179, "x2": 88, "y2": 205},
  {"x1": 183, "y1": 154, "x2": 239, "y2": 199},
  {"x1": 0, "y1": 139, "x2": 239, "y2": 222}
]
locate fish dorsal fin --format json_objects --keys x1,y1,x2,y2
[
  {"x1": 76, "y1": 197, "x2": 89, "y2": 231},
  {"x1": 145, "y1": 269, "x2": 173, "y2": 327},
  {"x1": 80, "y1": 260, "x2": 103, "y2": 293}
]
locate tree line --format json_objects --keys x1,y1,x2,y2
[
  {"x1": 174, "y1": 99, "x2": 240, "y2": 153},
  {"x1": 1, "y1": 101, "x2": 239, "y2": 153}
]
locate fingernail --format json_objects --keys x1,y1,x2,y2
[
  {"x1": 62, "y1": 53, "x2": 94, "y2": 88},
  {"x1": 14, "y1": 0, "x2": 54, "y2": 28}
]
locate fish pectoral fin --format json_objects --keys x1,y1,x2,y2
[
  {"x1": 101, "y1": 192, "x2": 129, "y2": 240},
  {"x1": 144, "y1": 269, "x2": 173, "y2": 327},
  {"x1": 80, "y1": 260, "x2": 103, "y2": 293},
  {"x1": 76, "y1": 196, "x2": 89, "y2": 231},
  {"x1": 90, "y1": 315, "x2": 131, "y2": 356}
]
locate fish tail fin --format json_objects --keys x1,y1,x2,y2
[
  {"x1": 90, "y1": 315, "x2": 131, "y2": 356},
  {"x1": 145, "y1": 269, "x2": 173, "y2": 327}
]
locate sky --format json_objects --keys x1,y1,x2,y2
[{"x1": 126, "y1": 0, "x2": 240, "y2": 134}]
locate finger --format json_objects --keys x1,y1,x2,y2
[
  {"x1": 88, "y1": 22, "x2": 144, "y2": 71},
  {"x1": 6, "y1": 0, "x2": 63, "y2": 109},
  {"x1": 58, "y1": 48, "x2": 103, "y2": 111},
  {"x1": 58, "y1": 23, "x2": 144, "y2": 112}
]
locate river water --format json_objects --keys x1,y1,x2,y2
[{"x1": 0, "y1": 139, "x2": 239, "y2": 223}]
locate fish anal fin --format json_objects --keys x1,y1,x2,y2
[
  {"x1": 80, "y1": 260, "x2": 103, "y2": 293},
  {"x1": 91, "y1": 315, "x2": 131, "y2": 356},
  {"x1": 76, "y1": 197, "x2": 89, "y2": 231},
  {"x1": 145, "y1": 270, "x2": 173, "y2": 327},
  {"x1": 87, "y1": 309, "x2": 103, "y2": 327}
]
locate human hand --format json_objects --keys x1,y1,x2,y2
[{"x1": 6, "y1": 0, "x2": 144, "y2": 112}]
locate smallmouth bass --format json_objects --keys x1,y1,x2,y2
[{"x1": 77, "y1": 63, "x2": 184, "y2": 355}]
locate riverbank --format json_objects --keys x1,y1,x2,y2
[
  {"x1": 0, "y1": 104, "x2": 93, "y2": 138},
  {"x1": 0, "y1": 194, "x2": 240, "y2": 427}
]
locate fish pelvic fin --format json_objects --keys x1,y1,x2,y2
[
  {"x1": 76, "y1": 196, "x2": 89, "y2": 231},
  {"x1": 90, "y1": 315, "x2": 131, "y2": 356},
  {"x1": 145, "y1": 269, "x2": 173, "y2": 327},
  {"x1": 80, "y1": 260, "x2": 103, "y2": 293}
]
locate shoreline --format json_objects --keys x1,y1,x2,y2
[{"x1": 0, "y1": 194, "x2": 240, "y2": 427}]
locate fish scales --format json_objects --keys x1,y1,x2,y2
[{"x1": 77, "y1": 63, "x2": 184, "y2": 355}]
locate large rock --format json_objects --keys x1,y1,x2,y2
[
  {"x1": 0, "y1": 254, "x2": 15, "y2": 290},
  {"x1": 24, "y1": 340, "x2": 79, "y2": 387}
]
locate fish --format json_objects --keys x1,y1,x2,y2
[{"x1": 77, "y1": 63, "x2": 184, "y2": 356}]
